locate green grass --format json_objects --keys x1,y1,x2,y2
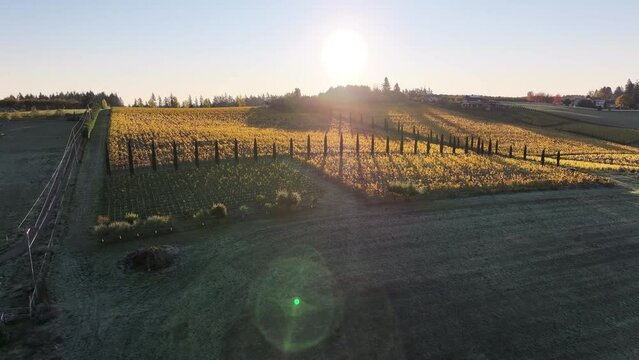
[{"x1": 85, "y1": 108, "x2": 103, "y2": 138}]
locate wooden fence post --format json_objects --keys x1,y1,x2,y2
[
  {"x1": 427, "y1": 140, "x2": 431, "y2": 155},
  {"x1": 400, "y1": 130, "x2": 404, "y2": 155},
  {"x1": 541, "y1": 149, "x2": 546, "y2": 165},
  {"x1": 465, "y1": 136, "x2": 469, "y2": 154},
  {"x1": 105, "y1": 141, "x2": 111, "y2": 176},
  {"x1": 495, "y1": 140, "x2": 499, "y2": 155},
  {"x1": 289, "y1": 138, "x2": 294, "y2": 158},
  {"x1": 254, "y1": 138, "x2": 258, "y2": 160},
  {"x1": 523, "y1": 145, "x2": 527, "y2": 160},
  {"x1": 214, "y1": 140, "x2": 220, "y2": 165},
  {"x1": 476, "y1": 137, "x2": 481, "y2": 153},
  {"x1": 150, "y1": 140, "x2": 158, "y2": 171},
  {"x1": 194, "y1": 139, "x2": 199, "y2": 168},
  {"x1": 480, "y1": 140, "x2": 485, "y2": 155},
  {"x1": 471, "y1": 136, "x2": 474, "y2": 149},
  {"x1": 439, "y1": 135, "x2": 444, "y2": 154},
  {"x1": 488, "y1": 139, "x2": 493, "y2": 155},
  {"x1": 234, "y1": 138, "x2": 239, "y2": 163},
  {"x1": 448, "y1": 133, "x2": 452, "y2": 146},
  {"x1": 509, "y1": 145, "x2": 513, "y2": 158},
  {"x1": 272, "y1": 143, "x2": 277, "y2": 159},
  {"x1": 371, "y1": 135, "x2": 375, "y2": 155},
  {"x1": 557, "y1": 150, "x2": 560, "y2": 166},
  {"x1": 386, "y1": 136, "x2": 390, "y2": 155},
  {"x1": 307, "y1": 135, "x2": 311, "y2": 159},
  {"x1": 127, "y1": 139, "x2": 134, "y2": 175},
  {"x1": 412, "y1": 126, "x2": 416, "y2": 137},
  {"x1": 339, "y1": 133, "x2": 344, "y2": 157},
  {"x1": 356, "y1": 133, "x2": 360, "y2": 156},
  {"x1": 414, "y1": 131, "x2": 419, "y2": 155},
  {"x1": 172, "y1": 141, "x2": 178, "y2": 170},
  {"x1": 323, "y1": 133, "x2": 328, "y2": 156}
]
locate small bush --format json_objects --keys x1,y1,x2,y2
[
  {"x1": 255, "y1": 194, "x2": 267, "y2": 207},
  {"x1": 275, "y1": 190, "x2": 302, "y2": 210},
  {"x1": 97, "y1": 215, "x2": 110, "y2": 225},
  {"x1": 211, "y1": 203, "x2": 228, "y2": 219},
  {"x1": 141, "y1": 215, "x2": 172, "y2": 233},
  {"x1": 108, "y1": 221, "x2": 135, "y2": 238},
  {"x1": 388, "y1": 181, "x2": 422, "y2": 196},
  {"x1": 124, "y1": 212, "x2": 139, "y2": 224}
]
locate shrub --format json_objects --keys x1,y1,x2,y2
[
  {"x1": 255, "y1": 194, "x2": 267, "y2": 207},
  {"x1": 124, "y1": 212, "x2": 139, "y2": 224},
  {"x1": 211, "y1": 203, "x2": 228, "y2": 219},
  {"x1": 108, "y1": 221, "x2": 135, "y2": 238},
  {"x1": 388, "y1": 181, "x2": 422, "y2": 196},
  {"x1": 97, "y1": 215, "x2": 110, "y2": 225},
  {"x1": 141, "y1": 215, "x2": 172, "y2": 233},
  {"x1": 275, "y1": 190, "x2": 302, "y2": 210}
]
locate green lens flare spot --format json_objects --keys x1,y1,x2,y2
[{"x1": 293, "y1": 297, "x2": 300, "y2": 306}]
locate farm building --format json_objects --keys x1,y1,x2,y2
[{"x1": 461, "y1": 96, "x2": 497, "y2": 110}]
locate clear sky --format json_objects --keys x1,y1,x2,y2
[{"x1": 1, "y1": 0, "x2": 637, "y2": 104}]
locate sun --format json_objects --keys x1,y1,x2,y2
[{"x1": 322, "y1": 30, "x2": 368, "y2": 84}]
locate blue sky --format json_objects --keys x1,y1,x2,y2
[{"x1": 1, "y1": 0, "x2": 637, "y2": 104}]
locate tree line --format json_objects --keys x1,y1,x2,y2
[
  {"x1": 0, "y1": 91, "x2": 123, "y2": 110},
  {"x1": 589, "y1": 79, "x2": 639, "y2": 109},
  {"x1": 131, "y1": 93, "x2": 273, "y2": 108},
  {"x1": 526, "y1": 78, "x2": 639, "y2": 109}
]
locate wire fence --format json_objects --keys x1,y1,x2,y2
[{"x1": 1, "y1": 108, "x2": 91, "y2": 322}]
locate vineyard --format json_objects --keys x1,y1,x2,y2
[{"x1": 103, "y1": 105, "x2": 627, "y2": 219}]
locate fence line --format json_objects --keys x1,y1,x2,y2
[
  {"x1": 1, "y1": 108, "x2": 91, "y2": 320},
  {"x1": 105, "y1": 132, "x2": 571, "y2": 175}
]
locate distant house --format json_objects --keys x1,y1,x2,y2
[{"x1": 461, "y1": 96, "x2": 497, "y2": 111}]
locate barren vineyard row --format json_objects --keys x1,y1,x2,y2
[{"x1": 105, "y1": 107, "x2": 613, "y2": 207}]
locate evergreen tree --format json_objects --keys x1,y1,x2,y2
[{"x1": 382, "y1": 77, "x2": 391, "y2": 93}]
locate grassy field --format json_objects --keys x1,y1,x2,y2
[
  {"x1": 512, "y1": 102, "x2": 639, "y2": 129},
  {"x1": 500, "y1": 103, "x2": 639, "y2": 145},
  {"x1": 51, "y1": 170, "x2": 639, "y2": 359},
  {"x1": 0, "y1": 116, "x2": 77, "y2": 251},
  {"x1": 3, "y1": 103, "x2": 638, "y2": 359}
]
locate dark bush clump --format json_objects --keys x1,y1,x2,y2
[
  {"x1": 121, "y1": 245, "x2": 179, "y2": 271},
  {"x1": 388, "y1": 181, "x2": 422, "y2": 196},
  {"x1": 211, "y1": 203, "x2": 228, "y2": 219}
]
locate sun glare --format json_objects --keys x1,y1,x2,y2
[{"x1": 322, "y1": 30, "x2": 368, "y2": 84}]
